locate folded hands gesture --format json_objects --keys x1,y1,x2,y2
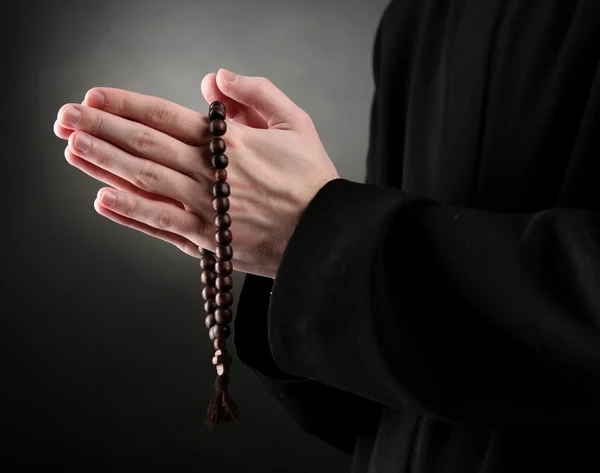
[{"x1": 53, "y1": 69, "x2": 339, "y2": 279}]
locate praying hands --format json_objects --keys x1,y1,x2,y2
[{"x1": 53, "y1": 69, "x2": 340, "y2": 279}]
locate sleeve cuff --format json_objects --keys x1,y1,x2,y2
[
  {"x1": 233, "y1": 273, "x2": 305, "y2": 382},
  {"x1": 267, "y1": 178, "x2": 427, "y2": 390}
]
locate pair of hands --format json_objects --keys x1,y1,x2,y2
[{"x1": 53, "y1": 69, "x2": 340, "y2": 279}]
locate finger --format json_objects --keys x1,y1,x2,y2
[
  {"x1": 54, "y1": 119, "x2": 75, "y2": 140},
  {"x1": 64, "y1": 147, "x2": 185, "y2": 209},
  {"x1": 95, "y1": 187, "x2": 207, "y2": 246},
  {"x1": 215, "y1": 69, "x2": 310, "y2": 130},
  {"x1": 81, "y1": 87, "x2": 213, "y2": 146},
  {"x1": 93, "y1": 198, "x2": 202, "y2": 259},
  {"x1": 67, "y1": 131, "x2": 206, "y2": 208},
  {"x1": 57, "y1": 103, "x2": 206, "y2": 178},
  {"x1": 95, "y1": 196, "x2": 275, "y2": 277},
  {"x1": 200, "y1": 72, "x2": 268, "y2": 129}
]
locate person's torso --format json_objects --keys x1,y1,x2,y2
[
  {"x1": 360, "y1": 0, "x2": 600, "y2": 471},
  {"x1": 366, "y1": 0, "x2": 600, "y2": 213}
]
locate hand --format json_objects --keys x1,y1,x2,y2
[{"x1": 53, "y1": 69, "x2": 340, "y2": 278}]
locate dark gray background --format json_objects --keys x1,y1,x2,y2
[{"x1": 6, "y1": 0, "x2": 390, "y2": 470}]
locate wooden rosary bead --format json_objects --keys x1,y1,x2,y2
[
  {"x1": 216, "y1": 291, "x2": 234, "y2": 308},
  {"x1": 209, "y1": 101, "x2": 226, "y2": 111},
  {"x1": 210, "y1": 323, "x2": 231, "y2": 340},
  {"x1": 215, "y1": 276, "x2": 233, "y2": 292},
  {"x1": 215, "y1": 168, "x2": 227, "y2": 182},
  {"x1": 212, "y1": 154, "x2": 229, "y2": 169},
  {"x1": 213, "y1": 197, "x2": 230, "y2": 213},
  {"x1": 208, "y1": 107, "x2": 226, "y2": 120},
  {"x1": 216, "y1": 229, "x2": 233, "y2": 245},
  {"x1": 213, "y1": 338, "x2": 226, "y2": 351},
  {"x1": 215, "y1": 308, "x2": 233, "y2": 325},
  {"x1": 200, "y1": 248, "x2": 213, "y2": 256},
  {"x1": 209, "y1": 119, "x2": 227, "y2": 136},
  {"x1": 212, "y1": 354, "x2": 225, "y2": 365},
  {"x1": 209, "y1": 138, "x2": 226, "y2": 154},
  {"x1": 215, "y1": 213, "x2": 231, "y2": 229},
  {"x1": 216, "y1": 260, "x2": 233, "y2": 275},
  {"x1": 205, "y1": 313, "x2": 216, "y2": 330},
  {"x1": 201, "y1": 270, "x2": 217, "y2": 285},
  {"x1": 200, "y1": 254, "x2": 216, "y2": 270},
  {"x1": 216, "y1": 245, "x2": 233, "y2": 261},
  {"x1": 213, "y1": 181, "x2": 231, "y2": 197},
  {"x1": 212, "y1": 349, "x2": 233, "y2": 366},
  {"x1": 202, "y1": 286, "x2": 218, "y2": 300},
  {"x1": 204, "y1": 299, "x2": 217, "y2": 314}
]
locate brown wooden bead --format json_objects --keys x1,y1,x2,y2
[
  {"x1": 216, "y1": 245, "x2": 233, "y2": 261},
  {"x1": 216, "y1": 291, "x2": 234, "y2": 308},
  {"x1": 212, "y1": 355, "x2": 223, "y2": 365},
  {"x1": 215, "y1": 213, "x2": 231, "y2": 229},
  {"x1": 216, "y1": 260, "x2": 233, "y2": 276},
  {"x1": 201, "y1": 270, "x2": 217, "y2": 285},
  {"x1": 215, "y1": 168, "x2": 227, "y2": 182},
  {"x1": 213, "y1": 197, "x2": 230, "y2": 213},
  {"x1": 209, "y1": 107, "x2": 226, "y2": 120},
  {"x1": 202, "y1": 286, "x2": 218, "y2": 300},
  {"x1": 205, "y1": 313, "x2": 216, "y2": 330},
  {"x1": 213, "y1": 181, "x2": 231, "y2": 197},
  {"x1": 215, "y1": 308, "x2": 233, "y2": 324},
  {"x1": 216, "y1": 229, "x2": 233, "y2": 245},
  {"x1": 212, "y1": 349, "x2": 232, "y2": 366},
  {"x1": 209, "y1": 101, "x2": 226, "y2": 111},
  {"x1": 209, "y1": 138, "x2": 226, "y2": 154},
  {"x1": 216, "y1": 347, "x2": 229, "y2": 356},
  {"x1": 200, "y1": 254, "x2": 216, "y2": 270},
  {"x1": 216, "y1": 276, "x2": 233, "y2": 292},
  {"x1": 204, "y1": 299, "x2": 217, "y2": 314},
  {"x1": 212, "y1": 154, "x2": 229, "y2": 169},
  {"x1": 213, "y1": 338, "x2": 226, "y2": 350},
  {"x1": 199, "y1": 247, "x2": 213, "y2": 256},
  {"x1": 211, "y1": 323, "x2": 231, "y2": 340},
  {"x1": 209, "y1": 119, "x2": 227, "y2": 136}
]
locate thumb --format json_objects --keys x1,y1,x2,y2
[{"x1": 216, "y1": 68, "x2": 309, "y2": 130}]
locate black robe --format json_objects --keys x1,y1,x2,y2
[{"x1": 233, "y1": 0, "x2": 600, "y2": 471}]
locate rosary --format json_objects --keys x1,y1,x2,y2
[{"x1": 200, "y1": 100, "x2": 240, "y2": 429}]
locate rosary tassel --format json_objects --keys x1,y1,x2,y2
[{"x1": 205, "y1": 374, "x2": 240, "y2": 429}]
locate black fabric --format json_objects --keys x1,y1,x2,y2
[{"x1": 233, "y1": 0, "x2": 600, "y2": 471}]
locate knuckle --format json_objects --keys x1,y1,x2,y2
[
  {"x1": 124, "y1": 197, "x2": 139, "y2": 218},
  {"x1": 132, "y1": 128, "x2": 156, "y2": 152},
  {"x1": 297, "y1": 109, "x2": 313, "y2": 126},
  {"x1": 96, "y1": 144, "x2": 113, "y2": 167},
  {"x1": 256, "y1": 78, "x2": 272, "y2": 95},
  {"x1": 154, "y1": 208, "x2": 171, "y2": 229},
  {"x1": 134, "y1": 162, "x2": 161, "y2": 191},
  {"x1": 148, "y1": 102, "x2": 173, "y2": 126},
  {"x1": 114, "y1": 95, "x2": 127, "y2": 115},
  {"x1": 90, "y1": 112, "x2": 104, "y2": 135}
]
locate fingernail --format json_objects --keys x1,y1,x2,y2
[
  {"x1": 100, "y1": 190, "x2": 116, "y2": 206},
  {"x1": 74, "y1": 133, "x2": 91, "y2": 152},
  {"x1": 60, "y1": 106, "x2": 81, "y2": 126},
  {"x1": 84, "y1": 90, "x2": 106, "y2": 106},
  {"x1": 220, "y1": 69, "x2": 238, "y2": 83}
]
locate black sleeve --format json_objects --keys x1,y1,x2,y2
[
  {"x1": 233, "y1": 274, "x2": 379, "y2": 455},
  {"x1": 265, "y1": 175, "x2": 600, "y2": 433}
]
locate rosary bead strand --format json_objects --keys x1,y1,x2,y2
[{"x1": 202, "y1": 101, "x2": 240, "y2": 429}]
